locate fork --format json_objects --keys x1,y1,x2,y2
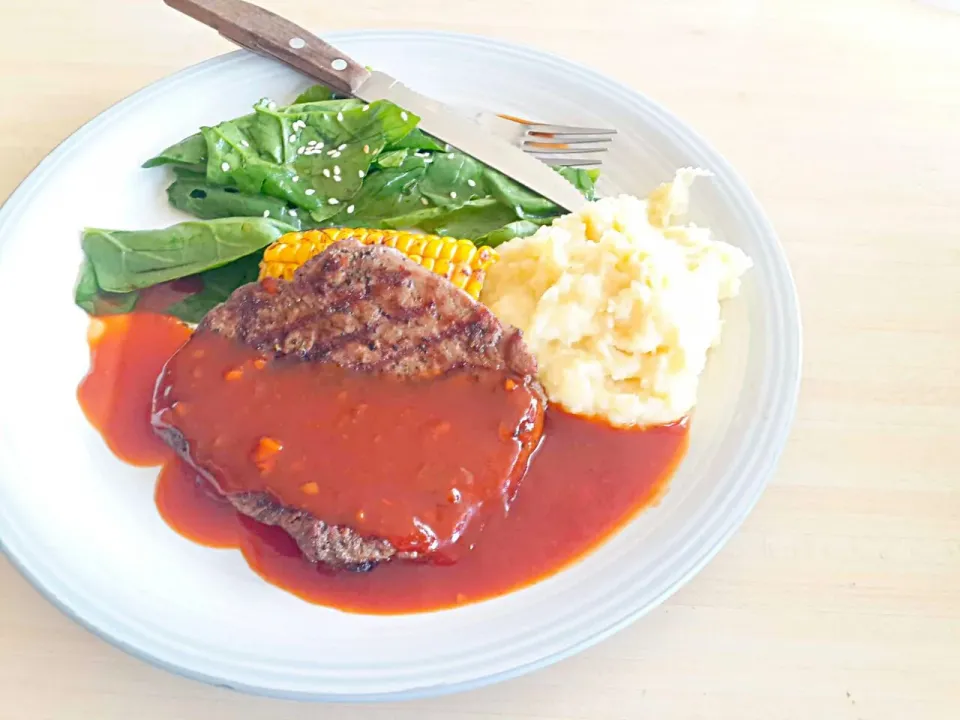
[{"x1": 473, "y1": 112, "x2": 616, "y2": 168}]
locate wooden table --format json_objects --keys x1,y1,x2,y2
[{"x1": 2, "y1": 0, "x2": 959, "y2": 717}]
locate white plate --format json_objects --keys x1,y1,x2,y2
[{"x1": 0, "y1": 31, "x2": 800, "y2": 701}]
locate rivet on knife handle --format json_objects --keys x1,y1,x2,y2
[{"x1": 164, "y1": 0, "x2": 371, "y2": 96}]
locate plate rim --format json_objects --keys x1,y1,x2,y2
[{"x1": 0, "y1": 29, "x2": 802, "y2": 702}]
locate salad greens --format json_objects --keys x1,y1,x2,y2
[{"x1": 75, "y1": 85, "x2": 598, "y2": 323}]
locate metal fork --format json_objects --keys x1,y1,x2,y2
[{"x1": 473, "y1": 112, "x2": 616, "y2": 168}]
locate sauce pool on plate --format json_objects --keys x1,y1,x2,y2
[{"x1": 78, "y1": 313, "x2": 689, "y2": 614}]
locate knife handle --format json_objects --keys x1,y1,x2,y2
[{"x1": 164, "y1": 0, "x2": 371, "y2": 96}]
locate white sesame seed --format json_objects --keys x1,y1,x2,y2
[
  {"x1": 334, "y1": 176, "x2": 342, "y2": 182},
  {"x1": 421, "y1": 197, "x2": 429, "y2": 205},
  {"x1": 241, "y1": 140, "x2": 249, "y2": 147},
  {"x1": 400, "y1": 111, "x2": 409, "y2": 121},
  {"x1": 289, "y1": 209, "x2": 298, "y2": 217},
  {"x1": 328, "y1": 198, "x2": 339, "y2": 205},
  {"x1": 297, "y1": 147, "x2": 305, "y2": 155},
  {"x1": 347, "y1": 205, "x2": 355, "y2": 214},
  {"x1": 288, "y1": 134, "x2": 297, "y2": 142},
  {"x1": 363, "y1": 145, "x2": 370, "y2": 154},
  {"x1": 450, "y1": 191, "x2": 457, "y2": 199},
  {"x1": 467, "y1": 179, "x2": 477, "y2": 187},
  {"x1": 333, "y1": 165, "x2": 340, "y2": 175},
  {"x1": 322, "y1": 169, "x2": 330, "y2": 177},
  {"x1": 337, "y1": 111, "x2": 344, "y2": 121},
  {"x1": 358, "y1": 170, "x2": 365, "y2": 178},
  {"x1": 262, "y1": 210, "x2": 270, "y2": 218},
  {"x1": 316, "y1": 141, "x2": 324, "y2": 149},
  {"x1": 362, "y1": 104, "x2": 370, "y2": 112},
  {"x1": 292, "y1": 175, "x2": 299, "y2": 182},
  {"x1": 220, "y1": 162, "x2": 230, "y2": 171},
  {"x1": 307, "y1": 140, "x2": 317, "y2": 146},
  {"x1": 338, "y1": 143, "x2": 347, "y2": 151},
  {"x1": 305, "y1": 188, "x2": 315, "y2": 196},
  {"x1": 327, "y1": 149, "x2": 337, "y2": 156},
  {"x1": 446, "y1": 152, "x2": 455, "y2": 159},
  {"x1": 332, "y1": 151, "x2": 341, "y2": 158}
]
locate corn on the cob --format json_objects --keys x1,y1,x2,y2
[{"x1": 259, "y1": 228, "x2": 499, "y2": 299}]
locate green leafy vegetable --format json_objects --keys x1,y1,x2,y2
[
  {"x1": 200, "y1": 98, "x2": 417, "y2": 223},
  {"x1": 74, "y1": 259, "x2": 139, "y2": 316},
  {"x1": 292, "y1": 85, "x2": 336, "y2": 104},
  {"x1": 167, "y1": 174, "x2": 309, "y2": 230},
  {"x1": 141, "y1": 132, "x2": 207, "y2": 171},
  {"x1": 81, "y1": 217, "x2": 293, "y2": 293},
  {"x1": 165, "y1": 254, "x2": 262, "y2": 323}
]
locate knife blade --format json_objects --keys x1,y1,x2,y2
[{"x1": 164, "y1": 0, "x2": 587, "y2": 212}]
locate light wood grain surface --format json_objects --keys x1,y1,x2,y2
[{"x1": 2, "y1": 0, "x2": 959, "y2": 718}]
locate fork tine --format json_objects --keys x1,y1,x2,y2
[
  {"x1": 525, "y1": 152, "x2": 605, "y2": 168},
  {"x1": 524, "y1": 124, "x2": 618, "y2": 136},
  {"x1": 526, "y1": 134, "x2": 615, "y2": 145},
  {"x1": 522, "y1": 141, "x2": 612, "y2": 153}
]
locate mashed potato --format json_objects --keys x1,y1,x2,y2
[{"x1": 480, "y1": 169, "x2": 751, "y2": 427}]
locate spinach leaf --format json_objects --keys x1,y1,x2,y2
[
  {"x1": 475, "y1": 220, "x2": 543, "y2": 247},
  {"x1": 142, "y1": 132, "x2": 208, "y2": 170},
  {"x1": 202, "y1": 99, "x2": 418, "y2": 223},
  {"x1": 81, "y1": 217, "x2": 293, "y2": 293},
  {"x1": 292, "y1": 85, "x2": 336, "y2": 104},
  {"x1": 165, "y1": 254, "x2": 262, "y2": 324},
  {"x1": 385, "y1": 128, "x2": 446, "y2": 153},
  {"x1": 331, "y1": 150, "x2": 597, "y2": 242},
  {"x1": 167, "y1": 175, "x2": 309, "y2": 230},
  {"x1": 74, "y1": 259, "x2": 139, "y2": 316}
]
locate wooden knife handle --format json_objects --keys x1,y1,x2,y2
[{"x1": 164, "y1": 0, "x2": 371, "y2": 95}]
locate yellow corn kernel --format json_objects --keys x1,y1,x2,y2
[{"x1": 258, "y1": 228, "x2": 499, "y2": 299}]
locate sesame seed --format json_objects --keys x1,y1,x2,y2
[
  {"x1": 363, "y1": 145, "x2": 370, "y2": 153},
  {"x1": 305, "y1": 188, "x2": 315, "y2": 196},
  {"x1": 221, "y1": 162, "x2": 230, "y2": 171},
  {"x1": 297, "y1": 147, "x2": 305, "y2": 155},
  {"x1": 447, "y1": 152, "x2": 455, "y2": 159},
  {"x1": 467, "y1": 179, "x2": 477, "y2": 187},
  {"x1": 316, "y1": 141, "x2": 324, "y2": 149},
  {"x1": 262, "y1": 210, "x2": 270, "y2": 218},
  {"x1": 327, "y1": 149, "x2": 337, "y2": 156},
  {"x1": 338, "y1": 143, "x2": 347, "y2": 151},
  {"x1": 337, "y1": 111, "x2": 344, "y2": 121},
  {"x1": 421, "y1": 197, "x2": 429, "y2": 205},
  {"x1": 362, "y1": 104, "x2": 370, "y2": 112},
  {"x1": 289, "y1": 209, "x2": 298, "y2": 217},
  {"x1": 322, "y1": 169, "x2": 330, "y2": 177},
  {"x1": 241, "y1": 140, "x2": 249, "y2": 147},
  {"x1": 292, "y1": 175, "x2": 300, "y2": 182},
  {"x1": 332, "y1": 151, "x2": 341, "y2": 158},
  {"x1": 400, "y1": 111, "x2": 409, "y2": 121},
  {"x1": 329, "y1": 198, "x2": 339, "y2": 205},
  {"x1": 307, "y1": 140, "x2": 317, "y2": 146},
  {"x1": 358, "y1": 170, "x2": 365, "y2": 178},
  {"x1": 334, "y1": 176, "x2": 341, "y2": 182},
  {"x1": 347, "y1": 205, "x2": 355, "y2": 214},
  {"x1": 288, "y1": 133, "x2": 297, "y2": 142},
  {"x1": 450, "y1": 191, "x2": 458, "y2": 199},
  {"x1": 333, "y1": 165, "x2": 340, "y2": 175}
]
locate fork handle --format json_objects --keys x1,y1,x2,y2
[{"x1": 164, "y1": 0, "x2": 371, "y2": 95}]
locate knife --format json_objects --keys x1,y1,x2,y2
[{"x1": 163, "y1": 0, "x2": 586, "y2": 212}]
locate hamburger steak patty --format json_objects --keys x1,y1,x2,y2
[{"x1": 152, "y1": 239, "x2": 546, "y2": 571}]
